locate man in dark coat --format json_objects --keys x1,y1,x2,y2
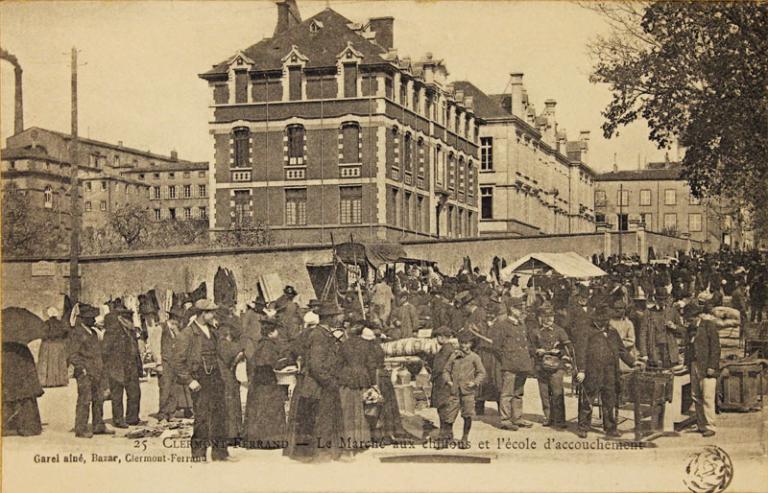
[
  {"x1": 574, "y1": 305, "x2": 642, "y2": 439},
  {"x1": 157, "y1": 307, "x2": 192, "y2": 421},
  {"x1": 390, "y1": 293, "x2": 419, "y2": 340},
  {"x1": 684, "y1": 304, "x2": 720, "y2": 437},
  {"x1": 67, "y1": 304, "x2": 114, "y2": 438},
  {"x1": 488, "y1": 302, "x2": 535, "y2": 430},
  {"x1": 430, "y1": 326, "x2": 457, "y2": 441},
  {"x1": 103, "y1": 304, "x2": 143, "y2": 428},
  {"x1": 175, "y1": 299, "x2": 229, "y2": 461}
]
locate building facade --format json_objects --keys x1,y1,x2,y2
[
  {"x1": 594, "y1": 162, "x2": 741, "y2": 251},
  {"x1": 2, "y1": 127, "x2": 209, "y2": 227},
  {"x1": 455, "y1": 75, "x2": 596, "y2": 237},
  {"x1": 199, "y1": 2, "x2": 480, "y2": 245}
]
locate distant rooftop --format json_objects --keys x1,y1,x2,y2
[{"x1": 595, "y1": 162, "x2": 684, "y2": 182}]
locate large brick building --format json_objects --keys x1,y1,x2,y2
[
  {"x1": 199, "y1": 1, "x2": 480, "y2": 244},
  {"x1": 2, "y1": 127, "x2": 209, "y2": 227},
  {"x1": 594, "y1": 161, "x2": 746, "y2": 251},
  {"x1": 455, "y1": 75, "x2": 596, "y2": 237}
]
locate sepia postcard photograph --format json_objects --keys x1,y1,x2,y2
[{"x1": 0, "y1": 1, "x2": 766, "y2": 492}]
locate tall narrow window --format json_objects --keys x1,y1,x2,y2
[
  {"x1": 233, "y1": 190, "x2": 251, "y2": 223},
  {"x1": 448, "y1": 153, "x2": 456, "y2": 191},
  {"x1": 664, "y1": 213, "x2": 677, "y2": 231},
  {"x1": 640, "y1": 189, "x2": 652, "y2": 206},
  {"x1": 198, "y1": 184, "x2": 207, "y2": 197},
  {"x1": 399, "y1": 82, "x2": 407, "y2": 106},
  {"x1": 689, "y1": 213, "x2": 702, "y2": 232},
  {"x1": 618, "y1": 190, "x2": 629, "y2": 206},
  {"x1": 153, "y1": 186, "x2": 161, "y2": 199},
  {"x1": 435, "y1": 146, "x2": 444, "y2": 186},
  {"x1": 285, "y1": 188, "x2": 307, "y2": 225},
  {"x1": 416, "y1": 196, "x2": 424, "y2": 232},
  {"x1": 404, "y1": 191, "x2": 412, "y2": 230},
  {"x1": 617, "y1": 213, "x2": 629, "y2": 231},
  {"x1": 481, "y1": 186, "x2": 493, "y2": 219},
  {"x1": 664, "y1": 189, "x2": 676, "y2": 206},
  {"x1": 235, "y1": 70, "x2": 248, "y2": 103},
  {"x1": 480, "y1": 137, "x2": 493, "y2": 171},
  {"x1": 233, "y1": 127, "x2": 250, "y2": 168},
  {"x1": 595, "y1": 190, "x2": 606, "y2": 206},
  {"x1": 287, "y1": 125, "x2": 305, "y2": 165},
  {"x1": 183, "y1": 185, "x2": 192, "y2": 198},
  {"x1": 153, "y1": 209, "x2": 161, "y2": 220},
  {"x1": 168, "y1": 185, "x2": 177, "y2": 199},
  {"x1": 341, "y1": 123, "x2": 360, "y2": 163},
  {"x1": 404, "y1": 133, "x2": 413, "y2": 173},
  {"x1": 43, "y1": 186, "x2": 53, "y2": 208},
  {"x1": 288, "y1": 66, "x2": 302, "y2": 101},
  {"x1": 340, "y1": 186, "x2": 362, "y2": 224},
  {"x1": 343, "y1": 64, "x2": 357, "y2": 98}
]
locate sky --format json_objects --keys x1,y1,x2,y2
[{"x1": 0, "y1": 0, "x2": 672, "y2": 172}]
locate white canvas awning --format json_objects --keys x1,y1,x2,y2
[{"x1": 500, "y1": 252, "x2": 607, "y2": 280}]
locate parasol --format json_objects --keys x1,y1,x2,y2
[{"x1": 2, "y1": 307, "x2": 47, "y2": 344}]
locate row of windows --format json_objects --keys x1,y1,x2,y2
[
  {"x1": 151, "y1": 184, "x2": 207, "y2": 200},
  {"x1": 153, "y1": 207, "x2": 207, "y2": 221},
  {"x1": 88, "y1": 153, "x2": 195, "y2": 171},
  {"x1": 136, "y1": 170, "x2": 206, "y2": 181},
  {"x1": 595, "y1": 189, "x2": 701, "y2": 207},
  {"x1": 596, "y1": 212, "x2": 703, "y2": 232},
  {"x1": 231, "y1": 186, "x2": 363, "y2": 225}
]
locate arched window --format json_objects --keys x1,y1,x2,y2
[
  {"x1": 232, "y1": 127, "x2": 250, "y2": 168},
  {"x1": 404, "y1": 132, "x2": 413, "y2": 173},
  {"x1": 340, "y1": 122, "x2": 360, "y2": 164},
  {"x1": 286, "y1": 125, "x2": 305, "y2": 165},
  {"x1": 43, "y1": 186, "x2": 53, "y2": 209}
]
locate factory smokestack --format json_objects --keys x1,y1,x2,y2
[{"x1": 0, "y1": 47, "x2": 23, "y2": 135}]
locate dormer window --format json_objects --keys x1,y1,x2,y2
[{"x1": 309, "y1": 20, "x2": 323, "y2": 34}]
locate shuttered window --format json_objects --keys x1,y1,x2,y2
[
  {"x1": 285, "y1": 188, "x2": 307, "y2": 225},
  {"x1": 340, "y1": 186, "x2": 362, "y2": 224}
]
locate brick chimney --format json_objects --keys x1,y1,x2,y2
[
  {"x1": 543, "y1": 99, "x2": 557, "y2": 146},
  {"x1": 579, "y1": 130, "x2": 590, "y2": 163},
  {"x1": 274, "y1": 0, "x2": 302, "y2": 36},
  {"x1": 0, "y1": 48, "x2": 23, "y2": 134},
  {"x1": 170, "y1": 150, "x2": 178, "y2": 161},
  {"x1": 509, "y1": 72, "x2": 524, "y2": 118},
  {"x1": 369, "y1": 17, "x2": 394, "y2": 50}
]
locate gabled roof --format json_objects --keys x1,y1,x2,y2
[
  {"x1": 450, "y1": 81, "x2": 510, "y2": 119},
  {"x1": 201, "y1": 8, "x2": 388, "y2": 78}
]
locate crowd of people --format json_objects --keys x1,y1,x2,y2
[{"x1": 2, "y1": 248, "x2": 766, "y2": 463}]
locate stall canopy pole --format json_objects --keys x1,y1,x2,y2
[{"x1": 350, "y1": 234, "x2": 367, "y2": 319}]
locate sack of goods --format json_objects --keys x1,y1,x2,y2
[
  {"x1": 701, "y1": 311, "x2": 740, "y2": 330},
  {"x1": 381, "y1": 337, "x2": 442, "y2": 357},
  {"x1": 709, "y1": 306, "x2": 741, "y2": 329}
]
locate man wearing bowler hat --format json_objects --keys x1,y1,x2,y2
[
  {"x1": 574, "y1": 304, "x2": 644, "y2": 439},
  {"x1": 175, "y1": 299, "x2": 230, "y2": 461},
  {"x1": 67, "y1": 304, "x2": 114, "y2": 438},
  {"x1": 103, "y1": 301, "x2": 144, "y2": 428},
  {"x1": 276, "y1": 286, "x2": 302, "y2": 343}
]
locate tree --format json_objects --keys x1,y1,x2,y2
[
  {"x1": 110, "y1": 204, "x2": 150, "y2": 248},
  {"x1": 587, "y1": 2, "x2": 768, "y2": 230},
  {"x1": 2, "y1": 183, "x2": 67, "y2": 256}
]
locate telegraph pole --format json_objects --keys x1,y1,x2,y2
[
  {"x1": 69, "y1": 47, "x2": 81, "y2": 301},
  {"x1": 618, "y1": 182, "x2": 624, "y2": 258}
]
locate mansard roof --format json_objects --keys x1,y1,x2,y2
[{"x1": 201, "y1": 8, "x2": 388, "y2": 78}]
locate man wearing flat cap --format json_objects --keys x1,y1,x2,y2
[
  {"x1": 175, "y1": 299, "x2": 229, "y2": 461},
  {"x1": 574, "y1": 303, "x2": 644, "y2": 439}
]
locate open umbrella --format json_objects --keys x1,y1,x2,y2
[{"x1": 2, "y1": 307, "x2": 46, "y2": 344}]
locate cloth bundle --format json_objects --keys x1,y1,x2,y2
[{"x1": 381, "y1": 337, "x2": 441, "y2": 357}]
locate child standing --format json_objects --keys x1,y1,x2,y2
[{"x1": 442, "y1": 331, "x2": 486, "y2": 449}]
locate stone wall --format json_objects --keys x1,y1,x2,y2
[{"x1": 2, "y1": 231, "x2": 697, "y2": 318}]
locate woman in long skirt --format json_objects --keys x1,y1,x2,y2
[
  {"x1": 338, "y1": 325, "x2": 373, "y2": 454},
  {"x1": 243, "y1": 321, "x2": 289, "y2": 449},
  {"x1": 3, "y1": 342, "x2": 44, "y2": 436},
  {"x1": 36, "y1": 309, "x2": 70, "y2": 387}
]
